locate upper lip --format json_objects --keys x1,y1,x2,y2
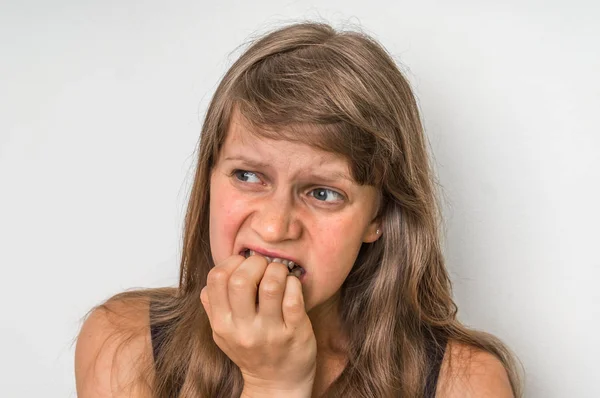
[{"x1": 240, "y1": 245, "x2": 302, "y2": 266}]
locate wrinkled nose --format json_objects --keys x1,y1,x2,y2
[{"x1": 250, "y1": 193, "x2": 301, "y2": 243}]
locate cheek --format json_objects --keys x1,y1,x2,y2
[
  {"x1": 209, "y1": 179, "x2": 249, "y2": 261},
  {"x1": 312, "y1": 217, "x2": 364, "y2": 276},
  {"x1": 320, "y1": 214, "x2": 363, "y2": 248}
]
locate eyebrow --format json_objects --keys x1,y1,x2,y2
[{"x1": 223, "y1": 155, "x2": 354, "y2": 183}]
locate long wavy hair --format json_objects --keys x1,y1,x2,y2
[{"x1": 98, "y1": 21, "x2": 522, "y2": 397}]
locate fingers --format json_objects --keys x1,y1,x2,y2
[
  {"x1": 282, "y1": 274, "x2": 307, "y2": 328},
  {"x1": 257, "y1": 261, "x2": 289, "y2": 324},
  {"x1": 203, "y1": 254, "x2": 245, "y2": 330},
  {"x1": 228, "y1": 255, "x2": 269, "y2": 322},
  {"x1": 201, "y1": 253, "x2": 307, "y2": 334}
]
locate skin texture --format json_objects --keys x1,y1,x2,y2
[
  {"x1": 203, "y1": 110, "x2": 382, "y2": 394},
  {"x1": 73, "y1": 112, "x2": 515, "y2": 398},
  {"x1": 75, "y1": 299, "x2": 155, "y2": 398},
  {"x1": 201, "y1": 254, "x2": 318, "y2": 396},
  {"x1": 437, "y1": 343, "x2": 515, "y2": 398},
  {"x1": 208, "y1": 112, "x2": 381, "y2": 339}
]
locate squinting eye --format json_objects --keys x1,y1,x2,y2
[
  {"x1": 310, "y1": 188, "x2": 344, "y2": 202},
  {"x1": 232, "y1": 169, "x2": 261, "y2": 183},
  {"x1": 231, "y1": 170, "x2": 260, "y2": 183}
]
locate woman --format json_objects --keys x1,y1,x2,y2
[{"x1": 75, "y1": 22, "x2": 522, "y2": 397}]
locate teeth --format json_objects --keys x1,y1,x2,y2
[
  {"x1": 290, "y1": 267, "x2": 303, "y2": 278},
  {"x1": 245, "y1": 249, "x2": 298, "y2": 270}
]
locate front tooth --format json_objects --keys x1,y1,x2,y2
[
  {"x1": 249, "y1": 250, "x2": 256, "y2": 256},
  {"x1": 272, "y1": 258, "x2": 283, "y2": 263}
]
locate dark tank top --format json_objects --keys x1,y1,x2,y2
[{"x1": 150, "y1": 302, "x2": 447, "y2": 397}]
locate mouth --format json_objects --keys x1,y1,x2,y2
[{"x1": 239, "y1": 248, "x2": 306, "y2": 278}]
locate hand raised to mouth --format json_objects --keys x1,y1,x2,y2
[
  {"x1": 200, "y1": 253, "x2": 317, "y2": 397},
  {"x1": 241, "y1": 248, "x2": 306, "y2": 278}
]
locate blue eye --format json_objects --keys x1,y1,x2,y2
[
  {"x1": 310, "y1": 188, "x2": 344, "y2": 202},
  {"x1": 232, "y1": 170, "x2": 261, "y2": 183},
  {"x1": 231, "y1": 170, "x2": 344, "y2": 204}
]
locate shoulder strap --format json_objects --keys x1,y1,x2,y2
[
  {"x1": 424, "y1": 330, "x2": 448, "y2": 398},
  {"x1": 149, "y1": 299, "x2": 168, "y2": 364},
  {"x1": 149, "y1": 300, "x2": 185, "y2": 396}
]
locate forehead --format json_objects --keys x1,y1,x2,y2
[{"x1": 220, "y1": 110, "x2": 352, "y2": 175}]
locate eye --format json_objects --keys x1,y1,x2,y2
[
  {"x1": 232, "y1": 169, "x2": 262, "y2": 184},
  {"x1": 309, "y1": 188, "x2": 344, "y2": 203}
]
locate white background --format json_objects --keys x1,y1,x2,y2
[{"x1": 1, "y1": 1, "x2": 598, "y2": 397}]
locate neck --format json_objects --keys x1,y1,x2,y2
[
  {"x1": 308, "y1": 293, "x2": 349, "y2": 357},
  {"x1": 307, "y1": 295, "x2": 350, "y2": 397}
]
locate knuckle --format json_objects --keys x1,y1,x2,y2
[
  {"x1": 237, "y1": 334, "x2": 256, "y2": 349},
  {"x1": 283, "y1": 297, "x2": 303, "y2": 312},
  {"x1": 207, "y1": 268, "x2": 228, "y2": 284},
  {"x1": 228, "y1": 274, "x2": 248, "y2": 290},
  {"x1": 260, "y1": 279, "x2": 284, "y2": 297}
]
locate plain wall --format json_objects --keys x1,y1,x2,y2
[{"x1": 1, "y1": 1, "x2": 598, "y2": 396}]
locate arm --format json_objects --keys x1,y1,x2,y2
[{"x1": 75, "y1": 299, "x2": 153, "y2": 398}]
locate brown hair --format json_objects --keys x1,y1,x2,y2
[{"x1": 95, "y1": 21, "x2": 523, "y2": 397}]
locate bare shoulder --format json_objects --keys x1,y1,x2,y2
[
  {"x1": 436, "y1": 340, "x2": 514, "y2": 398},
  {"x1": 75, "y1": 296, "x2": 154, "y2": 398}
]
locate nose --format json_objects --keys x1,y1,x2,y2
[{"x1": 250, "y1": 191, "x2": 302, "y2": 243}]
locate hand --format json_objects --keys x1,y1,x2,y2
[{"x1": 200, "y1": 254, "x2": 317, "y2": 394}]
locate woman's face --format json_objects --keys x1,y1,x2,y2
[{"x1": 209, "y1": 110, "x2": 381, "y2": 312}]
